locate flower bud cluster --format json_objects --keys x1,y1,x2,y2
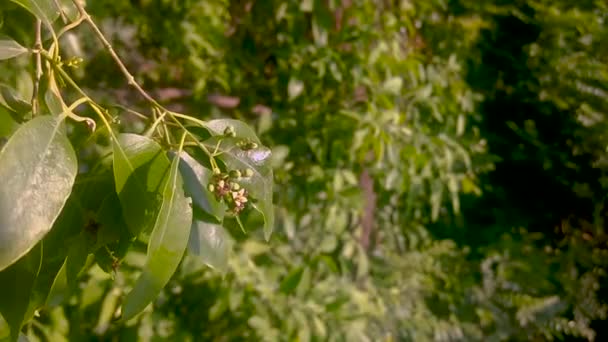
[{"x1": 208, "y1": 168, "x2": 254, "y2": 214}]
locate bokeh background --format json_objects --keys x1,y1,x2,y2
[{"x1": 1, "y1": 0, "x2": 607, "y2": 340}]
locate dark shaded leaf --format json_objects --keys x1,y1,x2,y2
[
  {"x1": 0, "y1": 84, "x2": 32, "y2": 119},
  {"x1": 26, "y1": 194, "x2": 85, "y2": 313},
  {"x1": 177, "y1": 151, "x2": 226, "y2": 220},
  {"x1": 0, "y1": 244, "x2": 41, "y2": 342}
]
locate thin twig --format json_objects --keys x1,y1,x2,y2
[
  {"x1": 57, "y1": 16, "x2": 86, "y2": 38},
  {"x1": 42, "y1": 51, "x2": 113, "y2": 125},
  {"x1": 71, "y1": 0, "x2": 162, "y2": 109},
  {"x1": 31, "y1": 19, "x2": 43, "y2": 115}
]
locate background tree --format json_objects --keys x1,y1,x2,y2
[{"x1": 1, "y1": 0, "x2": 607, "y2": 341}]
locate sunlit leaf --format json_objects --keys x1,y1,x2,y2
[
  {"x1": 288, "y1": 78, "x2": 305, "y2": 101},
  {"x1": 94, "y1": 285, "x2": 121, "y2": 335},
  {"x1": 121, "y1": 150, "x2": 193, "y2": 321},
  {"x1": 0, "y1": 115, "x2": 77, "y2": 271}
]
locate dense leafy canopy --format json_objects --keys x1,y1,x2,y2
[{"x1": 0, "y1": 0, "x2": 607, "y2": 341}]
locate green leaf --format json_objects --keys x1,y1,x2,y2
[
  {"x1": 9, "y1": 0, "x2": 61, "y2": 27},
  {"x1": 383, "y1": 76, "x2": 403, "y2": 94},
  {"x1": 1, "y1": 157, "x2": 84, "y2": 342},
  {"x1": 204, "y1": 119, "x2": 261, "y2": 144},
  {"x1": 64, "y1": 232, "x2": 94, "y2": 288},
  {"x1": 279, "y1": 267, "x2": 304, "y2": 294},
  {"x1": 0, "y1": 244, "x2": 41, "y2": 342},
  {"x1": 188, "y1": 220, "x2": 234, "y2": 272},
  {"x1": 121, "y1": 150, "x2": 193, "y2": 321},
  {"x1": 112, "y1": 134, "x2": 169, "y2": 236},
  {"x1": 44, "y1": 79, "x2": 67, "y2": 117},
  {"x1": 94, "y1": 284, "x2": 121, "y2": 335},
  {"x1": 204, "y1": 137, "x2": 274, "y2": 239},
  {"x1": 288, "y1": 78, "x2": 305, "y2": 101},
  {"x1": 94, "y1": 190, "x2": 132, "y2": 262},
  {"x1": 0, "y1": 108, "x2": 20, "y2": 139},
  {"x1": 0, "y1": 84, "x2": 32, "y2": 117},
  {"x1": 45, "y1": 259, "x2": 68, "y2": 308},
  {"x1": 0, "y1": 115, "x2": 77, "y2": 271},
  {"x1": 177, "y1": 151, "x2": 225, "y2": 220},
  {"x1": 0, "y1": 37, "x2": 28, "y2": 60},
  {"x1": 57, "y1": 0, "x2": 78, "y2": 22},
  {"x1": 27, "y1": 194, "x2": 84, "y2": 312}
]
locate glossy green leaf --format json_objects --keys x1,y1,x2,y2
[
  {"x1": 188, "y1": 220, "x2": 233, "y2": 271},
  {"x1": 112, "y1": 134, "x2": 168, "y2": 236},
  {"x1": 0, "y1": 244, "x2": 41, "y2": 342},
  {"x1": 0, "y1": 37, "x2": 28, "y2": 60},
  {"x1": 1, "y1": 164, "x2": 84, "y2": 341},
  {"x1": 177, "y1": 151, "x2": 225, "y2": 220},
  {"x1": 121, "y1": 150, "x2": 193, "y2": 321},
  {"x1": 204, "y1": 137, "x2": 274, "y2": 239},
  {"x1": 9, "y1": 0, "x2": 61, "y2": 26},
  {"x1": 0, "y1": 115, "x2": 77, "y2": 271}
]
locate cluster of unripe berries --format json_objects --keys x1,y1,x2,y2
[{"x1": 207, "y1": 168, "x2": 254, "y2": 214}]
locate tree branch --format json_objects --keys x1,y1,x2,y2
[
  {"x1": 70, "y1": 0, "x2": 162, "y2": 110},
  {"x1": 31, "y1": 19, "x2": 43, "y2": 115}
]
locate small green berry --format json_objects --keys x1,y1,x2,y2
[
  {"x1": 207, "y1": 184, "x2": 215, "y2": 192},
  {"x1": 231, "y1": 182, "x2": 241, "y2": 191},
  {"x1": 229, "y1": 170, "x2": 242, "y2": 179},
  {"x1": 243, "y1": 168, "x2": 254, "y2": 177}
]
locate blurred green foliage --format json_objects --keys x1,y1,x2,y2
[{"x1": 1, "y1": 0, "x2": 607, "y2": 341}]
